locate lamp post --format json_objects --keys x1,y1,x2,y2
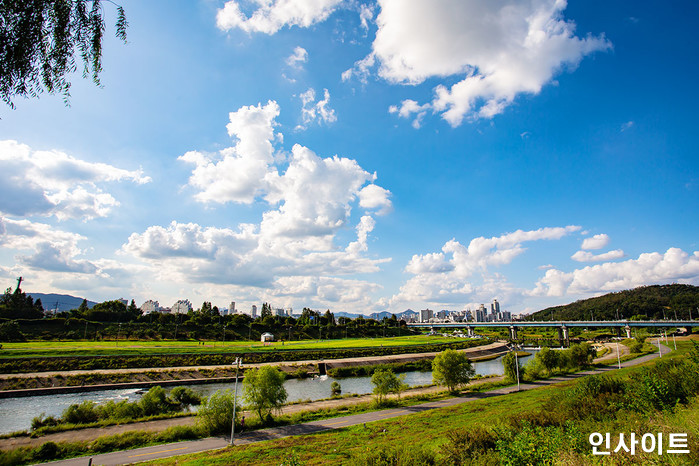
[
  {"x1": 616, "y1": 340, "x2": 621, "y2": 369},
  {"x1": 512, "y1": 344, "x2": 520, "y2": 392},
  {"x1": 230, "y1": 357, "x2": 242, "y2": 446}
]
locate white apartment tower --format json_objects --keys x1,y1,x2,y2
[
  {"x1": 172, "y1": 299, "x2": 192, "y2": 314},
  {"x1": 140, "y1": 300, "x2": 160, "y2": 315}
]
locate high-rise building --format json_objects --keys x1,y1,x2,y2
[
  {"x1": 229, "y1": 301, "x2": 236, "y2": 314},
  {"x1": 171, "y1": 299, "x2": 192, "y2": 314},
  {"x1": 491, "y1": 299, "x2": 500, "y2": 314},
  {"x1": 140, "y1": 300, "x2": 160, "y2": 315},
  {"x1": 251, "y1": 305, "x2": 257, "y2": 318},
  {"x1": 419, "y1": 309, "x2": 433, "y2": 323}
]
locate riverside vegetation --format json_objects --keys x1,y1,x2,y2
[
  {"x1": 0, "y1": 338, "x2": 663, "y2": 465},
  {"x1": 28, "y1": 386, "x2": 201, "y2": 435},
  {"x1": 142, "y1": 338, "x2": 699, "y2": 465}
]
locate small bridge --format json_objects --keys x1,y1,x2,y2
[{"x1": 407, "y1": 320, "x2": 697, "y2": 344}]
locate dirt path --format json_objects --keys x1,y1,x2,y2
[{"x1": 0, "y1": 376, "x2": 502, "y2": 451}]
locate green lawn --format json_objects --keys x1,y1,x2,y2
[{"x1": 0, "y1": 335, "x2": 463, "y2": 358}]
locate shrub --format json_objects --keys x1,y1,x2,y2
[
  {"x1": 441, "y1": 426, "x2": 498, "y2": 465},
  {"x1": 139, "y1": 386, "x2": 175, "y2": 416},
  {"x1": 355, "y1": 444, "x2": 436, "y2": 465},
  {"x1": 32, "y1": 441, "x2": 60, "y2": 461},
  {"x1": 536, "y1": 346, "x2": 559, "y2": 373},
  {"x1": 243, "y1": 366, "x2": 288, "y2": 422},
  {"x1": 496, "y1": 423, "x2": 586, "y2": 466},
  {"x1": 62, "y1": 401, "x2": 99, "y2": 424},
  {"x1": 432, "y1": 349, "x2": 475, "y2": 392},
  {"x1": 90, "y1": 431, "x2": 150, "y2": 453},
  {"x1": 330, "y1": 381, "x2": 342, "y2": 396},
  {"x1": 501, "y1": 352, "x2": 523, "y2": 383},
  {"x1": 522, "y1": 357, "x2": 545, "y2": 382},
  {"x1": 31, "y1": 414, "x2": 60, "y2": 431},
  {"x1": 170, "y1": 386, "x2": 202, "y2": 409},
  {"x1": 371, "y1": 369, "x2": 405, "y2": 405},
  {"x1": 197, "y1": 389, "x2": 239, "y2": 435},
  {"x1": 568, "y1": 342, "x2": 595, "y2": 368}
]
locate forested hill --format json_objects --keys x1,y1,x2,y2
[{"x1": 526, "y1": 284, "x2": 699, "y2": 321}]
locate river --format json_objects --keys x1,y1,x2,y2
[{"x1": 0, "y1": 351, "x2": 535, "y2": 435}]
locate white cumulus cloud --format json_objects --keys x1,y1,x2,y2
[
  {"x1": 531, "y1": 248, "x2": 699, "y2": 297},
  {"x1": 571, "y1": 249, "x2": 625, "y2": 263},
  {"x1": 217, "y1": 0, "x2": 343, "y2": 34},
  {"x1": 127, "y1": 101, "x2": 392, "y2": 309},
  {"x1": 581, "y1": 233, "x2": 610, "y2": 250},
  {"x1": 347, "y1": 0, "x2": 611, "y2": 127},
  {"x1": 390, "y1": 225, "x2": 581, "y2": 308},
  {"x1": 0, "y1": 140, "x2": 150, "y2": 220}
]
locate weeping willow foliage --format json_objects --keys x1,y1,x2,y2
[{"x1": 0, "y1": 0, "x2": 127, "y2": 108}]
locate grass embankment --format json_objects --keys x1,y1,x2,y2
[
  {"x1": 141, "y1": 338, "x2": 699, "y2": 465},
  {"x1": 0, "y1": 336, "x2": 465, "y2": 358},
  {"x1": 0, "y1": 337, "x2": 490, "y2": 374}
]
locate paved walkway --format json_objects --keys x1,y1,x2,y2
[{"x1": 38, "y1": 346, "x2": 668, "y2": 466}]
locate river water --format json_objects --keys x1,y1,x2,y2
[{"x1": 0, "y1": 351, "x2": 534, "y2": 435}]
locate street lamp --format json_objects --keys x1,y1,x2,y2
[
  {"x1": 514, "y1": 345, "x2": 520, "y2": 391},
  {"x1": 230, "y1": 357, "x2": 242, "y2": 446}
]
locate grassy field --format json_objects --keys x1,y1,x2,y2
[
  {"x1": 0, "y1": 335, "x2": 465, "y2": 358},
  {"x1": 141, "y1": 337, "x2": 699, "y2": 465}
]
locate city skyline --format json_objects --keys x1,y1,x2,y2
[{"x1": 1, "y1": 1, "x2": 698, "y2": 316}]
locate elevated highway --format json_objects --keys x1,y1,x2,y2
[{"x1": 407, "y1": 320, "x2": 697, "y2": 343}]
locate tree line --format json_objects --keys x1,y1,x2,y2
[{"x1": 0, "y1": 285, "x2": 414, "y2": 342}]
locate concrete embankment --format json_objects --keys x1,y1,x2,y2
[{"x1": 0, "y1": 341, "x2": 509, "y2": 398}]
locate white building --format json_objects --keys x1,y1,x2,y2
[
  {"x1": 140, "y1": 300, "x2": 160, "y2": 315},
  {"x1": 419, "y1": 309, "x2": 433, "y2": 323},
  {"x1": 251, "y1": 305, "x2": 257, "y2": 318},
  {"x1": 172, "y1": 299, "x2": 193, "y2": 314},
  {"x1": 229, "y1": 301, "x2": 236, "y2": 314}
]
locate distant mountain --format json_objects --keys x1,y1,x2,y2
[
  {"x1": 334, "y1": 311, "x2": 362, "y2": 319},
  {"x1": 526, "y1": 284, "x2": 699, "y2": 322},
  {"x1": 27, "y1": 293, "x2": 98, "y2": 313}
]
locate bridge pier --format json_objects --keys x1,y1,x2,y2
[
  {"x1": 509, "y1": 326, "x2": 518, "y2": 340},
  {"x1": 624, "y1": 325, "x2": 632, "y2": 339},
  {"x1": 558, "y1": 326, "x2": 569, "y2": 346}
]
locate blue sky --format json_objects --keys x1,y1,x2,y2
[{"x1": 1, "y1": 0, "x2": 697, "y2": 315}]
